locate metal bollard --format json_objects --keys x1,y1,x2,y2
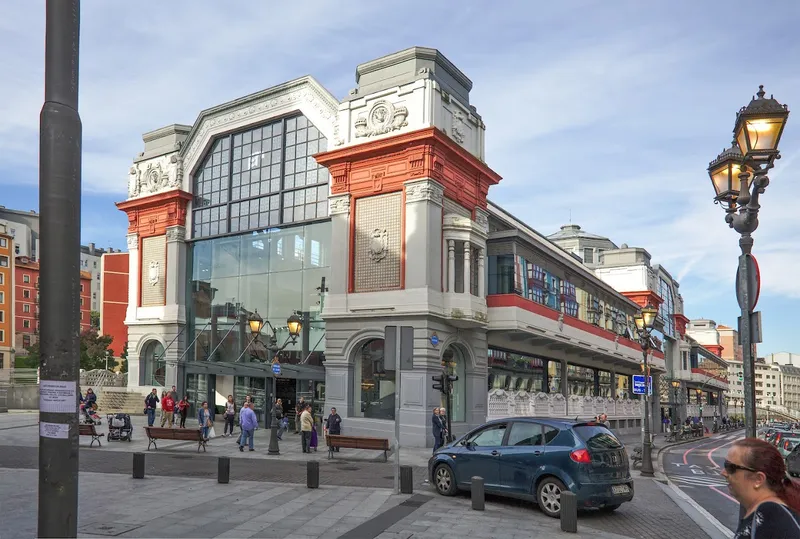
[
  {"x1": 218, "y1": 456, "x2": 230, "y2": 484},
  {"x1": 132, "y1": 452, "x2": 145, "y2": 479},
  {"x1": 471, "y1": 476, "x2": 485, "y2": 511},
  {"x1": 560, "y1": 491, "x2": 578, "y2": 533},
  {"x1": 307, "y1": 460, "x2": 320, "y2": 489},
  {"x1": 400, "y1": 465, "x2": 413, "y2": 494}
]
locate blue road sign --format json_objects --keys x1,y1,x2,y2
[
  {"x1": 430, "y1": 334, "x2": 439, "y2": 346},
  {"x1": 272, "y1": 363, "x2": 281, "y2": 375},
  {"x1": 633, "y1": 375, "x2": 653, "y2": 395}
]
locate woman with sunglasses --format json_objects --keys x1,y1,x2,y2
[{"x1": 722, "y1": 438, "x2": 800, "y2": 538}]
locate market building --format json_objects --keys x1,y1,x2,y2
[{"x1": 117, "y1": 47, "x2": 665, "y2": 447}]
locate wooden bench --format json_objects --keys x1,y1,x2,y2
[
  {"x1": 326, "y1": 434, "x2": 390, "y2": 461},
  {"x1": 144, "y1": 426, "x2": 206, "y2": 452},
  {"x1": 79, "y1": 423, "x2": 104, "y2": 448}
]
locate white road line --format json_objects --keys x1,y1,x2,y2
[
  {"x1": 669, "y1": 476, "x2": 729, "y2": 487},
  {"x1": 663, "y1": 481, "x2": 735, "y2": 538}
]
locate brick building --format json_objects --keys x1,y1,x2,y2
[
  {"x1": 100, "y1": 252, "x2": 129, "y2": 357},
  {"x1": 0, "y1": 224, "x2": 13, "y2": 368},
  {"x1": 15, "y1": 257, "x2": 92, "y2": 352}
]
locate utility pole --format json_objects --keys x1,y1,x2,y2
[{"x1": 38, "y1": 1, "x2": 82, "y2": 537}]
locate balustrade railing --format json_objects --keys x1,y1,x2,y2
[{"x1": 487, "y1": 389, "x2": 644, "y2": 421}]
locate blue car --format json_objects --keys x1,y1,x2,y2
[{"x1": 428, "y1": 417, "x2": 634, "y2": 517}]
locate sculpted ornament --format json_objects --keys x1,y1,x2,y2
[
  {"x1": 169, "y1": 153, "x2": 184, "y2": 189},
  {"x1": 355, "y1": 100, "x2": 408, "y2": 138},
  {"x1": 144, "y1": 162, "x2": 167, "y2": 192},
  {"x1": 126, "y1": 234, "x2": 138, "y2": 250},
  {"x1": 368, "y1": 228, "x2": 388, "y2": 262},
  {"x1": 451, "y1": 110, "x2": 466, "y2": 144},
  {"x1": 128, "y1": 166, "x2": 141, "y2": 198},
  {"x1": 166, "y1": 226, "x2": 186, "y2": 242},
  {"x1": 148, "y1": 260, "x2": 160, "y2": 286},
  {"x1": 405, "y1": 181, "x2": 444, "y2": 205},
  {"x1": 329, "y1": 195, "x2": 351, "y2": 215}
]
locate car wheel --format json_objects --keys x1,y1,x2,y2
[
  {"x1": 599, "y1": 504, "x2": 621, "y2": 512},
  {"x1": 537, "y1": 477, "x2": 568, "y2": 518},
  {"x1": 433, "y1": 464, "x2": 457, "y2": 496}
]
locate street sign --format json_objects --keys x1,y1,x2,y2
[
  {"x1": 632, "y1": 375, "x2": 653, "y2": 395},
  {"x1": 430, "y1": 333, "x2": 439, "y2": 346},
  {"x1": 736, "y1": 254, "x2": 761, "y2": 311},
  {"x1": 271, "y1": 363, "x2": 281, "y2": 375}
]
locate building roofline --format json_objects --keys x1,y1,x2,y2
[{"x1": 486, "y1": 201, "x2": 641, "y2": 311}]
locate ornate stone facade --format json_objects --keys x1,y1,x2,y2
[{"x1": 404, "y1": 179, "x2": 444, "y2": 206}]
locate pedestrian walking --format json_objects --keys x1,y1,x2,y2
[
  {"x1": 722, "y1": 438, "x2": 800, "y2": 538},
  {"x1": 239, "y1": 402, "x2": 258, "y2": 452},
  {"x1": 198, "y1": 401, "x2": 213, "y2": 441},
  {"x1": 300, "y1": 404, "x2": 313, "y2": 453},
  {"x1": 144, "y1": 388, "x2": 159, "y2": 427},
  {"x1": 325, "y1": 407, "x2": 342, "y2": 453},
  {"x1": 272, "y1": 399, "x2": 285, "y2": 440},
  {"x1": 169, "y1": 385, "x2": 178, "y2": 403},
  {"x1": 160, "y1": 391, "x2": 175, "y2": 428},
  {"x1": 223, "y1": 395, "x2": 236, "y2": 437},
  {"x1": 432, "y1": 407, "x2": 443, "y2": 454},
  {"x1": 439, "y1": 408, "x2": 450, "y2": 442},
  {"x1": 177, "y1": 395, "x2": 189, "y2": 428},
  {"x1": 295, "y1": 397, "x2": 306, "y2": 434}
]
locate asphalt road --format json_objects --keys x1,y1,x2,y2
[{"x1": 662, "y1": 430, "x2": 744, "y2": 534}]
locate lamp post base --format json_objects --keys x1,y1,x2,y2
[
  {"x1": 640, "y1": 442, "x2": 655, "y2": 477},
  {"x1": 268, "y1": 426, "x2": 280, "y2": 455}
]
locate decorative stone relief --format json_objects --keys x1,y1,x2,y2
[
  {"x1": 473, "y1": 209, "x2": 489, "y2": 233},
  {"x1": 128, "y1": 153, "x2": 183, "y2": 200},
  {"x1": 328, "y1": 195, "x2": 351, "y2": 215},
  {"x1": 126, "y1": 234, "x2": 139, "y2": 250},
  {"x1": 148, "y1": 260, "x2": 160, "y2": 286},
  {"x1": 404, "y1": 179, "x2": 444, "y2": 206},
  {"x1": 368, "y1": 229, "x2": 388, "y2": 262},
  {"x1": 165, "y1": 226, "x2": 186, "y2": 242},
  {"x1": 354, "y1": 100, "x2": 408, "y2": 138},
  {"x1": 451, "y1": 110, "x2": 466, "y2": 144},
  {"x1": 183, "y1": 83, "x2": 339, "y2": 167}
]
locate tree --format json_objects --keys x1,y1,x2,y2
[
  {"x1": 119, "y1": 342, "x2": 129, "y2": 373},
  {"x1": 15, "y1": 343, "x2": 40, "y2": 369},
  {"x1": 80, "y1": 328, "x2": 114, "y2": 371},
  {"x1": 90, "y1": 311, "x2": 100, "y2": 329}
]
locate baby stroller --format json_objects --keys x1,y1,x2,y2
[
  {"x1": 107, "y1": 413, "x2": 133, "y2": 442},
  {"x1": 80, "y1": 403, "x2": 102, "y2": 425}
]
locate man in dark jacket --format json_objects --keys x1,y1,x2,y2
[
  {"x1": 144, "y1": 389, "x2": 159, "y2": 427},
  {"x1": 325, "y1": 407, "x2": 342, "y2": 453},
  {"x1": 432, "y1": 407, "x2": 444, "y2": 454}
]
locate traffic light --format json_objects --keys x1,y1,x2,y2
[
  {"x1": 447, "y1": 374, "x2": 459, "y2": 393},
  {"x1": 432, "y1": 373, "x2": 445, "y2": 393}
]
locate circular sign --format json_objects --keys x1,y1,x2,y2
[
  {"x1": 735, "y1": 254, "x2": 761, "y2": 311},
  {"x1": 430, "y1": 334, "x2": 439, "y2": 346},
  {"x1": 272, "y1": 363, "x2": 281, "y2": 375}
]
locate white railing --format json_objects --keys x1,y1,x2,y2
[
  {"x1": 79, "y1": 369, "x2": 127, "y2": 388},
  {"x1": 487, "y1": 390, "x2": 644, "y2": 421}
]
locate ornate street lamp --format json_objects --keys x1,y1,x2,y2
[
  {"x1": 248, "y1": 310, "x2": 264, "y2": 338},
  {"x1": 286, "y1": 313, "x2": 302, "y2": 340},
  {"x1": 633, "y1": 303, "x2": 658, "y2": 477},
  {"x1": 707, "y1": 85, "x2": 789, "y2": 440}
]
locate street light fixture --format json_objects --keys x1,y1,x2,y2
[
  {"x1": 707, "y1": 85, "x2": 789, "y2": 441},
  {"x1": 248, "y1": 310, "x2": 264, "y2": 337},
  {"x1": 633, "y1": 303, "x2": 658, "y2": 477}
]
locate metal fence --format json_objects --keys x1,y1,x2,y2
[{"x1": 0, "y1": 368, "x2": 40, "y2": 387}]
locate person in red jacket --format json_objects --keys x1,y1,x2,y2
[{"x1": 161, "y1": 391, "x2": 176, "y2": 428}]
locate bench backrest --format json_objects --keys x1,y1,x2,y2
[
  {"x1": 79, "y1": 424, "x2": 97, "y2": 435},
  {"x1": 145, "y1": 427, "x2": 201, "y2": 440},
  {"x1": 327, "y1": 435, "x2": 389, "y2": 450}
]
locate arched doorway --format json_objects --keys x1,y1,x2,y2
[
  {"x1": 442, "y1": 345, "x2": 466, "y2": 423},
  {"x1": 352, "y1": 338, "x2": 395, "y2": 420},
  {"x1": 140, "y1": 340, "x2": 165, "y2": 388}
]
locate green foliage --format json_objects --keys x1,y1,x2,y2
[
  {"x1": 80, "y1": 328, "x2": 114, "y2": 371},
  {"x1": 15, "y1": 343, "x2": 40, "y2": 368},
  {"x1": 119, "y1": 342, "x2": 129, "y2": 373},
  {"x1": 90, "y1": 311, "x2": 101, "y2": 329}
]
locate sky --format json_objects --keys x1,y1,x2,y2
[{"x1": 1, "y1": 1, "x2": 799, "y2": 355}]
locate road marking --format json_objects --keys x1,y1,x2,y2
[
  {"x1": 669, "y1": 475, "x2": 729, "y2": 487},
  {"x1": 663, "y1": 480, "x2": 734, "y2": 538},
  {"x1": 706, "y1": 439, "x2": 738, "y2": 468},
  {"x1": 710, "y1": 485, "x2": 739, "y2": 504}
]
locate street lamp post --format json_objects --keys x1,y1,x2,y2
[
  {"x1": 671, "y1": 380, "x2": 681, "y2": 426},
  {"x1": 708, "y1": 85, "x2": 789, "y2": 439},
  {"x1": 634, "y1": 304, "x2": 658, "y2": 477},
  {"x1": 246, "y1": 310, "x2": 303, "y2": 455}
]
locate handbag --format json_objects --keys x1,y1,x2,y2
[{"x1": 208, "y1": 426, "x2": 216, "y2": 439}]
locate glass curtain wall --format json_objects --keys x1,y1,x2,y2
[{"x1": 488, "y1": 348, "x2": 546, "y2": 394}]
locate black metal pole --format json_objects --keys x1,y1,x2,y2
[
  {"x1": 38, "y1": 1, "x2": 81, "y2": 537},
  {"x1": 640, "y1": 346, "x2": 654, "y2": 476},
  {"x1": 738, "y1": 235, "x2": 757, "y2": 439}
]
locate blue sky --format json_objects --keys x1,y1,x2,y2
[{"x1": 1, "y1": 1, "x2": 799, "y2": 355}]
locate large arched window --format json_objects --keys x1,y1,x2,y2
[
  {"x1": 659, "y1": 278, "x2": 675, "y2": 338},
  {"x1": 352, "y1": 339, "x2": 395, "y2": 420},
  {"x1": 140, "y1": 340, "x2": 165, "y2": 388},
  {"x1": 192, "y1": 114, "x2": 329, "y2": 239},
  {"x1": 442, "y1": 346, "x2": 466, "y2": 422}
]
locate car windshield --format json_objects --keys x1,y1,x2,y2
[{"x1": 573, "y1": 425, "x2": 623, "y2": 450}]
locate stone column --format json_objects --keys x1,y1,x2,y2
[
  {"x1": 463, "y1": 241, "x2": 471, "y2": 295},
  {"x1": 560, "y1": 359, "x2": 569, "y2": 414},
  {"x1": 404, "y1": 179, "x2": 444, "y2": 290},
  {"x1": 328, "y1": 195, "x2": 351, "y2": 295},
  {"x1": 125, "y1": 233, "x2": 139, "y2": 323},
  {"x1": 447, "y1": 240, "x2": 455, "y2": 292},
  {"x1": 164, "y1": 225, "x2": 187, "y2": 389},
  {"x1": 477, "y1": 249, "x2": 485, "y2": 297}
]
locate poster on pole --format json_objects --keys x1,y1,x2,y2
[{"x1": 39, "y1": 380, "x2": 77, "y2": 413}]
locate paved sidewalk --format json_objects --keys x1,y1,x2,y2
[{"x1": 3, "y1": 468, "x2": 630, "y2": 539}]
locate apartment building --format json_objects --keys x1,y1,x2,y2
[{"x1": 0, "y1": 224, "x2": 13, "y2": 368}]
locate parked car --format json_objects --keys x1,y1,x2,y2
[
  {"x1": 428, "y1": 418, "x2": 634, "y2": 518},
  {"x1": 779, "y1": 434, "x2": 800, "y2": 458}
]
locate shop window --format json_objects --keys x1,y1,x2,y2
[{"x1": 353, "y1": 339, "x2": 395, "y2": 421}]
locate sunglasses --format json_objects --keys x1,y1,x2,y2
[{"x1": 723, "y1": 460, "x2": 758, "y2": 474}]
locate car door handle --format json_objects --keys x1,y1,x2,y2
[{"x1": 491, "y1": 450, "x2": 501, "y2": 456}]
